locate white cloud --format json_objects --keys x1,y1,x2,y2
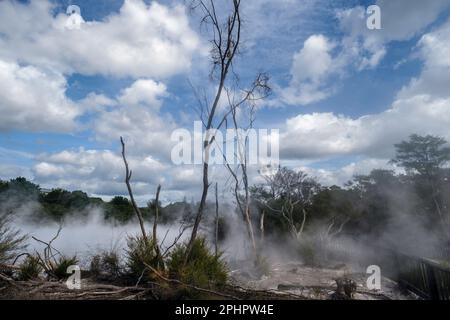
[
  {"x1": 34, "y1": 148, "x2": 166, "y2": 196},
  {"x1": 337, "y1": 0, "x2": 450, "y2": 70},
  {"x1": 118, "y1": 79, "x2": 167, "y2": 109},
  {"x1": 281, "y1": 17, "x2": 450, "y2": 160},
  {"x1": 78, "y1": 93, "x2": 117, "y2": 113},
  {"x1": 0, "y1": 59, "x2": 80, "y2": 132},
  {"x1": 0, "y1": 0, "x2": 202, "y2": 79},
  {"x1": 297, "y1": 158, "x2": 393, "y2": 186},
  {"x1": 280, "y1": 35, "x2": 340, "y2": 105},
  {"x1": 281, "y1": 95, "x2": 450, "y2": 160},
  {"x1": 0, "y1": 164, "x2": 33, "y2": 181},
  {"x1": 276, "y1": 0, "x2": 450, "y2": 107},
  {"x1": 93, "y1": 79, "x2": 176, "y2": 160},
  {"x1": 291, "y1": 35, "x2": 335, "y2": 83}
]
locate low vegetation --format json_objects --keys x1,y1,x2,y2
[
  {"x1": 0, "y1": 213, "x2": 27, "y2": 265},
  {"x1": 17, "y1": 255, "x2": 42, "y2": 281},
  {"x1": 167, "y1": 238, "x2": 228, "y2": 289},
  {"x1": 125, "y1": 235, "x2": 161, "y2": 280}
]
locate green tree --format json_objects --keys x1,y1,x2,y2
[
  {"x1": 391, "y1": 134, "x2": 450, "y2": 176},
  {"x1": 105, "y1": 196, "x2": 134, "y2": 222},
  {"x1": 391, "y1": 135, "x2": 450, "y2": 229}
]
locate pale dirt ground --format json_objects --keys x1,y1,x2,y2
[{"x1": 230, "y1": 261, "x2": 418, "y2": 300}]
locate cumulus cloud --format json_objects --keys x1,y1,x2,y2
[
  {"x1": 0, "y1": 59, "x2": 80, "y2": 132},
  {"x1": 297, "y1": 158, "x2": 394, "y2": 187},
  {"x1": 280, "y1": 35, "x2": 340, "y2": 105},
  {"x1": 337, "y1": 0, "x2": 450, "y2": 70},
  {"x1": 280, "y1": 17, "x2": 450, "y2": 160},
  {"x1": 0, "y1": 0, "x2": 202, "y2": 79},
  {"x1": 93, "y1": 79, "x2": 176, "y2": 159},
  {"x1": 277, "y1": 0, "x2": 450, "y2": 107},
  {"x1": 33, "y1": 148, "x2": 166, "y2": 196}
]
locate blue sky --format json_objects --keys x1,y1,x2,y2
[{"x1": 1, "y1": 0, "x2": 450, "y2": 203}]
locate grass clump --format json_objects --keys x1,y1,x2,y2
[
  {"x1": 90, "y1": 250, "x2": 122, "y2": 279},
  {"x1": 51, "y1": 256, "x2": 79, "y2": 280},
  {"x1": 298, "y1": 239, "x2": 317, "y2": 267},
  {"x1": 125, "y1": 235, "x2": 161, "y2": 279},
  {"x1": 18, "y1": 255, "x2": 43, "y2": 281},
  {"x1": 0, "y1": 214, "x2": 27, "y2": 264},
  {"x1": 167, "y1": 238, "x2": 228, "y2": 289}
]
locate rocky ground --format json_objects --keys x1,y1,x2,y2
[
  {"x1": 230, "y1": 261, "x2": 418, "y2": 300},
  {"x1": 1, "y1": 261, "x2": 418, "y2": 300}
]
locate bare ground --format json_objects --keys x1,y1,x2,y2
[
  {"x1": 230, "y1": 261, "x2": 418, "y2": 300},
  {"x1": 1, "y1": 261, "x2": 417, "y2": 300}
]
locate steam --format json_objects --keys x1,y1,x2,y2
[{"x1": 9, "y1": 204, "x2": 188, "y2": 267}]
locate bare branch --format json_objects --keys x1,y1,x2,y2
[{"x1": 120, "y1": 137, "x2": 148, "y2": 243}]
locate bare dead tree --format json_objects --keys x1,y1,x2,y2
[
  {"x1": 219, "y1": 76, "x2": 271, "y2": 258},
  {"x1": 152, "y1": 185, "x2": 162, "y2": 265},
  {"x1": 120, "y1": 138, "x2": 167, "y2": 269},
  {"x1": 319, "y1": 216, "x2": 350, "y2": 242},
  {"x1": 214, "y1": 182, "x2": 219, "y2": 256},
  {"x1": 120, "y1": 137, "x2": 148, "y2": 244},
  {"x1": 254, "y1": 168, "x2": 320, "y2": 241},
  {"x1": 260, "y1": 209, "x2": 265, "y2": 244},
  {"x1": 185, "y1": 0, "x2": 243, "y2": 261},
  {"x1": 31, "y1": 225, "x2": 65, "y2": 278},
  {"x1": 185, "y1": 1, "x2": 271, "y2": 262}
]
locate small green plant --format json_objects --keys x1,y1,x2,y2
[
  {"x1": 90, "y1": 250, "x2": 122, "y2": 279},
  {"x1": 18, "y1": 255, "x2": 43, "y2": 281},
  {"x1": 254, "y1": 255, "x2": 271, "y2": 277},
  {"x1": 125, "y1": 235, "x2": 160, "y2": 278},
  {"x1": 90, "y1": 254, "x2": 101, "y2": 276},
  {"x1": 51, "y1": 256, "x2": 79, "y2": 280},
  {"x1": 0, "y1": 214, "x2": 27, "y2": 264},
  {"x1": 298, "y1": 239, "x2": 317, "y2": 267},
  {"x1": 167, "y1": 238, "x2": 228, "y2": 289}
]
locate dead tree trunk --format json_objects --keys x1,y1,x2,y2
[
  {"x1": 260, "y1": 210, "x2": 265, "y2": 244},
  {"x1": 214, "y1": 182, "x2": 219, "y2": 257},
  {"x1": 120, "y1": 137, "x2": 148, "y2": 243},
  {"x1": 153, "y1": 185, "x2": 162, "y2": 266},
  {"x1": 185, "y1": 0, "x2": 242, "y2": 263}
]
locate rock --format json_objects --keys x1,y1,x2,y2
[{"x1": 330, "y1": 277, "x2": 357, "y2": 300}]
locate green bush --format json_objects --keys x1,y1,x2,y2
[
  {"x1": 51, "y1": 256, "x2": 79, "y2": 280},
  {"x1": 167, "y1": 238, "x2": 228, "y2": 289},
  {"x1": 254, "y1": 255, "x2": 271, "y2": 276},
  {"x1": 18, "y1": 255, "x2": 43, "y2": 281},
  {"x1": 298, "y1": 239, "x2": 317, "y2": 267},
  {"x1": 125, "y1": 235, "x2": 160, "y2": 278},
  {"x1": 0, "y1": 214, "x2": 27, "y2": 264},
  {"x1": 90, "y1": 250, "x2": 122, "y2": 279}
]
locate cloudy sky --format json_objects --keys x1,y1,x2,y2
[{"x1": 1, "y1": 0, "x2": 450, "y2": 203}]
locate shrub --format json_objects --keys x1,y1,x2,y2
[
  {"x1": 298, "y1": 239, "x2": 317, "y2": 267},
  {"x1": 90, "y1": 254, "x2": 101, "y2": 276},
  {"x1": 51, "y1": 256, "x2": 79, "y2": 280},
  {"x1": 167, "y1": 238, "x2": 228, "y2": 289},
  {"x1": 90, "y1": 250, "x2": 122, "y2": 279},
  {"x1": 125, "y1": 235, "x2": 160, "y2": 278},
  {"x1": 18, "y1": 255, "x2": 43, "y2": 281},
  {"x1": 254, "y1": 255, "x2": 271, "y2": 276},
  {"x1": 0, "y1": 213, "x2": 27, "y2": 264}
]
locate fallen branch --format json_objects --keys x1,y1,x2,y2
[
  {"x1": 0, "y1": 263, "x2": 20, "y2": 271},
  {"x1": 0, "y1": 272, "x2": 19, "y2": 288}
]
